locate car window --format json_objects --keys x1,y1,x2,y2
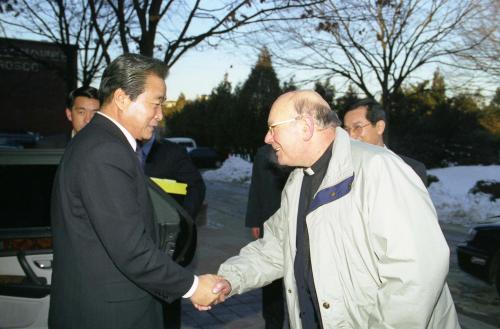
[
  {"x1": 0, "y1": 164, "x2": 57, "y2": 229},
  {"x1": 0, "y1": 149, "x2": 63, "y2": 230}
]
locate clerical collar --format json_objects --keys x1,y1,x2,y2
[{"x1": 303, "y1": 142, "x2": 333, "y2": 176}]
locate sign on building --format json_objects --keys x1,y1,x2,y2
[{"x1": 0, "y1": 38, "x2": 77, "y2": 135}]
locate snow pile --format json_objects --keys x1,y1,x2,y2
[
  {"x1": 428, "y1": 165, "x2": 499, "y2": 225},
  {"x1": 202, "y1": 155, "x2": 252, "y2": 184},
  {"x1": 204, "y1": 154, "x2": 499, "y2": 226}
]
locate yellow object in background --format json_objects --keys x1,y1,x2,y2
[{"x1": 150, "y1": 177, "x2": 187, "y2": 195}]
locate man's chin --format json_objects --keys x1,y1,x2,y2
[
  {"x1": 144, "y1": 128, "x2": 157, "y2": 139},
  {"x1": 276, "y1": 154, "x2": 288, "y2": 166}
]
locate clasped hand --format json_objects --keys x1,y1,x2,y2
[{"x1": 190, "y1": 274, "x2": 231, "y2": 311}]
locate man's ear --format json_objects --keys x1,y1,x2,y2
[
  {"x1": 302, "y1": 116, "x2": 314, "y2": 141},
  {"x1": 65, "y1": 108, "x2": 73, "y2": 122},
  {"x1": 375, "y1": 120, "x2": 385, "y2": 136},
  {"x1": 113, "y1": 88, "x2": 130, "y2": 111}
]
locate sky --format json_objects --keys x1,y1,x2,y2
[
  {"x1": 166, "y1": 48, "x2": 249, "y2": 100},
  {"x1": 203, "y1": 158, "x2": 500, "y2": 227}
]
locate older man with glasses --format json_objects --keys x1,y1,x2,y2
[
  {"x1": 343, "y1": 98, "x2": 428, "y2": 186},
  {"x1": 210, "y1": 90, "x2": 458, "y2": 329}
]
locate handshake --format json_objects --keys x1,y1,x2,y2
[{"x1": 189, "y1": 274, "x2": 232, "y2": 311}]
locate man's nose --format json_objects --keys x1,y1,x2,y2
[
  {"x1": 155, "y1": 107, "x2": 163, "y2": 121},
  {"x1": 264, "y1": 130, "x2": 273, "y2": 144}
]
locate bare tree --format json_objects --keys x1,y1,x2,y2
[
  {"x1": 0, "y1": 0, "x2": 117, "y2": 86},
  {"x1": 451, "y1": 0, "x2": 499, "y2": 88},
  {"x1": 264, "y1": 0, "x2": 484, "y2": 116},
  {"x1": 91, "y1": 0, "x2": 322, "y2": 68},
  {"x1": 2, "y1": 0, "x2": 321, "y2": 85}
]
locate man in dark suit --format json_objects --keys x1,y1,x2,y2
[
  {"x1": 49, "y1": 53, "x2": 220, "y2": 329},
  {"x1": 246, "y1": 144, "x2": 291, "y2": 329},
  {"x1": 141, "y1": 134, "x2": 206, "y2": 329},
  {"x1": 343, "y1": 98, "x2": 428, "y2": 186},
  {"x1": 143, "y1": 135, "x2": 206, "y2": 221},
  {"x1": 37, "y1": 86, "x2": 100, "y2": 148}
]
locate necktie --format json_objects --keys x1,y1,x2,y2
[{"x1": 135, "y1": 144, "x2": 145, "y2": 168}]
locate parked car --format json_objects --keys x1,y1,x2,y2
[
  {"x1": 164, "y1": 137, "x2": 197, "y2": 153},
  {"x1": 0, "y1": 148, "x2": 193, "y2": 329},
  {"x1": 457, "y1": 216, "x2": 500, "y2": 297},
  {"x1": 0, "y1": 130, "x2": 40, "y2": 148},
  {"x1": 188, "y1": 146, "x2": 224, "y2": 168}
]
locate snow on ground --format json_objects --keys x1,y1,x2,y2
[
  {"x1": 428, "y1": 165, "x2": 499, "y2": 226},
  {"x1": 202, "y1": 155, "x2": 253, "y2": 184},
  {"x1": 204, "y1": 158, "x2": 500, "y2": 226}
]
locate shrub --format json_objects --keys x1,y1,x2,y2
[{"x1": 469, "y1": 180, "x2": 500, "y2": 201}]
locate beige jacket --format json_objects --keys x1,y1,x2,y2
[{"x1": 219, "y1": 128, "x2": 459, "y2": 329}]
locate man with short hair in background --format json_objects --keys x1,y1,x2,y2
[
  {"x1": 65, "y1": 86, "x2": 100, "y2": 135},
  {"x1": 37, "y1": 86, "x2": 100, "y2": 147},
  {"x1": 343, "y1": 98, "x2": 428, "y2": 186}
]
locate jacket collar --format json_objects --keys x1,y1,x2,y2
[
  {"x1": 96, "y1": 112, "x2": 137, "y2": 151},
  {"x1": 319, "y1": 127, "x2": 355, "y2": 190},
  {"x1": 90, "y1": 113, "x2": 133, "y2": 150}
]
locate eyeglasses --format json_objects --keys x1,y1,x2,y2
[
  {"x1": 268, "y1": 116, "x2": 301, "y2": 135},
  {"x1": 344, "y1": 122, "x2": 372, "y2": 135}
]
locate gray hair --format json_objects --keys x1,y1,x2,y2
[{"x1": 291, "y1": 90, "x2": 341, "y2": 129}]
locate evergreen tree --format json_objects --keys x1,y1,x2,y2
[
  {"x1": 282, "y1": 76, "x2": 298, "y2": 92},
  {"x1": 480, "y1": 88, "x2": 500, "y2": 138},
  {"x1": 166, "y1": 76, "x2": 236, "y2": 152},
  {"x1": 206, "y1": 74, "x2": 236, "y2": 155},
  {"x1": 314, "y1": 79, "x2": 336, "y2": 108},
  {"x1": 335, "y1": 84, "x2": 360, "y2": 120},
  {"x1": 234, "y1": 47, "x2": 282, "y2": 157},
  {"x1": 389, "y1": 74, "x2": 498, "y2": 167}
]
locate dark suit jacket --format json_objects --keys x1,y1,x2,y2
[
  {"x1": 400, "y1": 154, "x2": 428, "y2": 187},
  {"x1": 245, "y1": 144, "x2": 291, "y2": 231},
  {"x1": 49, "y1": 114, "x2": 193, "y2": 329},
  {"x1": 144, "y1": 139, "x2": 205, "y2": 266},
  {"x1": 144, "y1": 140, "x2": 205, "y2": 219}
]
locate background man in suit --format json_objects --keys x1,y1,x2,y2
[
  {"x1": 140, "y1": 133, "x2": 206, "y2": 329},
  {"x1": 37, "y1": 86, "x2": 100, "y2": 147},
  {"x1": 343, "y1": 98, "x2": 428, "y2": 186},
  {"x1": 49, "y1": 53, "x2": 219, "y2": 329},
  {"x1": 142, "y1": 134, "x2": 206, "y2": 221},
  {"x1": 246, "y1": 144, "x2": 290, "y2": 329},
  {"x1": 65, "y1": 86, "x2": 100, "y2": 135}
]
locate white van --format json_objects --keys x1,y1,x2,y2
[{"x1": 165, "y1": 137, "x2": 197, "y2": 153}]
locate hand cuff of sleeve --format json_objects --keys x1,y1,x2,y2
[{"x1": 182, "y1": 275, "x2": 198, "y2": 298}]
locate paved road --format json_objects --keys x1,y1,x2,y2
[{"x1": 180, "y1": 180, "x2": 500, "y2": 328}]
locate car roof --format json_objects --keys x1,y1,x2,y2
[{"x1": 0, "y1": 148, "x2": 64, "y2": 165}]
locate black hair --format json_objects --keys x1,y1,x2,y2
[
  {"x1": 99, "y1": 53, "x2": 168, "y2": 105},
  {"x1": 347, "y1": 98, "x2": 386, "y2": 124},
  {"x1": 66, "y1": 86, "x2": 99, "y2": 109}
]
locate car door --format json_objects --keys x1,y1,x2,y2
[
  {"x1": 0, "y1": 149, "x2": 61, "y2": 329},
  {"x1": 0, "y1": 149, "x2": 193, "y2": 329}
]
